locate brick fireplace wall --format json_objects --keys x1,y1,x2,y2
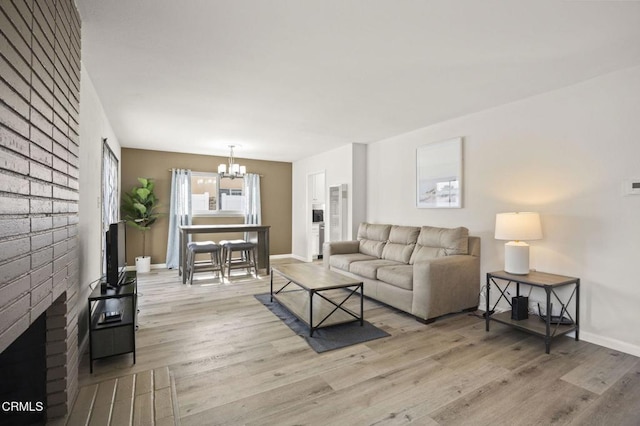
[{"x1": 0, "y1": 0, "x2": 81, "y2": 421}]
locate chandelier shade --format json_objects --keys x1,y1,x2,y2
[{"x1": 218, "y1": 145, "x2": 246, "y2": 179}]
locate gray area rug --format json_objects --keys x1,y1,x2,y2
[{"x1": 254, "y1": 293, "x2": 390, "y2": 353}]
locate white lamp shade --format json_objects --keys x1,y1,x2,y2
[
  {"x1": 218, "y1": 164, "x2": 226, "y2": 174},
  {"x1": 239, "y1": 165, "x2": 247, "y2": 175},
  {"x1": 495, "y1": 212, "x2": 542, "y2": 241}
]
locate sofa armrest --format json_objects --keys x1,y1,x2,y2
[
  {"x1": 322, "y1": 240, "x2": 360, "y2": 269},
  {"x1": 411, "y1": 254, "x2": 480, "y2": 320}
]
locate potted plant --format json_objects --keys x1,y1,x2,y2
[{"x1": 121, "y1": 177, "x2": 161, "y2": 273}]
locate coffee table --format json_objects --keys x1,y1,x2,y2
[{"x1": 270, "y1": 264, "x2": 364, "y2": 336}]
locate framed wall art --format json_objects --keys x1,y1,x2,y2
[{"x1": 416, "y1": 137, "x2": 463, "y2": 208}]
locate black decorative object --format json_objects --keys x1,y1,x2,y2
[{"x1": 511, "y1": 296, "x2": 529, "y2": 320}]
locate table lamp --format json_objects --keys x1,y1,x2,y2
[{"x1": 495, "y1": 212, "x2": 542, "y2": 275}]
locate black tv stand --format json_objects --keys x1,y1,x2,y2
[{"x1": 88, "y1": 271, "x2": 137, "y2": 373}]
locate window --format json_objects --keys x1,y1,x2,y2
[
  {"x1": 102, "y1": 139, "x2": 118, "y2": 273},
  {"x1": 191, "y1": 172, "x2": 218, "y2": 214},
  {"x1": 191, "y1": 172, "x2": 245, "y2": 215}
]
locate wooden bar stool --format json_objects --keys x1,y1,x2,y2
[
  {"x1": 186, "y1": 241, "x2": 224, "y2": 284},
  {"x1": 219, "y1": 239, "x2": 258, "y2": 279}
]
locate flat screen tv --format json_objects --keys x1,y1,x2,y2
[{"x1": 105, "y1": 221, "x2": 127, "y2": 286}]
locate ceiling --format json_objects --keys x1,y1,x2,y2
[{"x1": 77, "y1": 0, "x2": 640, "y2": 163}]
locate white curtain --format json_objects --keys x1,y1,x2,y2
[
  {"x1": 166, "y1": 169, "x2": 192, "y2": 269},
  {"x1": 243, "y1": 173, "x2": 261, "y2": 239}
]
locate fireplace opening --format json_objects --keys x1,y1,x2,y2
[{"x1": 0, "y1": 313, "x2": 47, "y2": 426}]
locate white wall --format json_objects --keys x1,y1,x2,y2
[
  {"x1": 292, "y1": 143, "x2": 366, "y2": 260},
  {"x1": 79, "y1": 65, "x2": 121, "y2": 293},
  {"x1": 352, "y1": 143, "x2": 367, "y2": 239},
  {"x1": 366, "y1": 66, "x2": 640, "y2": 356}
]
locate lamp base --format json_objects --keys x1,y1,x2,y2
[{"x1": 504, "y1": 241, "x2": 530, "y2": 275}]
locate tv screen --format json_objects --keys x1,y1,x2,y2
[{"x1": 106, "y1": 221, "x2": 127, "y2": 286}]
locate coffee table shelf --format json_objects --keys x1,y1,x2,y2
[
  {"x1": 489, "y1": 311, "x2": 576, "y2": 336},
  {"x1": 273, "y1": 290, "x2": 358, "y2": 328},
  {"x1": 271, "y1": 264, "x2": 363, "y2": 336}
]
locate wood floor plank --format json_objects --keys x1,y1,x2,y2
[
  {"x1": 561, "y1": 346, "x2": 639, "y2": 394},
  {"x1": 180, "y1": 376, "x2": 333, "y2": 426},
  {"x1": 154, "y1": 367, "x2": 171, "y2": 391},
  {"x1": 491, "y1": 379, "x2": 596, "y2": 425},
  {"x1": 135, "y1": 370, "x2": 154, "y2": 395},
  {"x1": 429, "y1": 354, "x2": 583, "y2": 424},
  {"x1": 246, "y1": 357, "x2": 447, "y2": 425},
  {"x1": 133, "y1": 392, "x2": 153, "y2": 426},
  {"x1": 66, "y1": 384, "x2": 97, "y2": 426},
  {"x1": 109, "y1": 375, "x2": 135, "y2": 426},
  {"x1": 154, "y1": 387, "x2": 174, "y2": 421},
  {"x1": 332, "y1": 362, "x2": 509, "y2": 426},
  {"x1": 88, "y1": 379, "x2": 116, "y2": 426},
  {"x1": 177, "y1": 344, "x2": 377, "y2": 418},
  {"x1": 154, "y1": 416, "x2": 176, "y2": 426},
  {"x1": 320, "y1": 328, "x2": 466, "y2": 391},
  {"x1": 569, "y1": 359, "x2": 640, "y2": 425},
  {"x1": 269, "y1": 334, "x2": 309, "y2": 353},
  {"x1": 69, "y1": 261, "x2": 640, "y2": 425},
  {"x1": 110, "y1": 399, "x2": 133, "y2": 426}
]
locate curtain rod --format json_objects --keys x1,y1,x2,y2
[{"x1": 167, "y1": 169, "x2": 264, "y2": 177}]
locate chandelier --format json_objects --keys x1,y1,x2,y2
[{"x1": 217, "y1": 145, "x2": 246, "y2": 179}]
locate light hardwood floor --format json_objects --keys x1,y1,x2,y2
[{"x1": 68, "y1": 258, "x2": 640, "y2": 425}]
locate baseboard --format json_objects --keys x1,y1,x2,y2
[
  {"x1": 580, "y1": 331, "x2": 640, "y2": 357},
  {"x1": 289, "y1": 254, "x2": 308, "y2": 262},
  {"x1": 125, "y1": 263, "x2": 167, "y2": 272},
  {"x1": 125, "y1": 256, "x2": 303, "y2": 272},
  {"x1": 270, "y1": 254, "x2": 295, "y2": 260}
]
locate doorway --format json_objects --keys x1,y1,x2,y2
[{"x1": 306, "y1": 171, "x2": 326, "y2": 262}]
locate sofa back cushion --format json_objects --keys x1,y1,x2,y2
[
  {"x1": 409, "y1": 226, "x2": 469, "y2": 264},
  {"x1": 357, "y1": 223, "x2": 391, "y2": 258},
  {"x1": 381, "y1": 225, "x2": 420, "y2": 263}
]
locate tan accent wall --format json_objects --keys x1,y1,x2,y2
[{"x1": 121, "y1": 148, "x2": 292, "y2": 265}]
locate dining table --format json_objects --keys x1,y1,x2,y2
[{"x1": 179, "y1": 224, "x2": 271, "y2": 284}]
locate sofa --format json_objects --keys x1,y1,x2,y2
[{"x1": 323, "y1": 223, "x2": 480, "y2": 323}]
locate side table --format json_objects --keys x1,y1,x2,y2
[{"x1": 485, "y1": 270, "x2": 579, "y2": 354}]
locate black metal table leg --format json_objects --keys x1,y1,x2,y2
[
  {"x1": 485, "y1": 273, "x2": 491, "y2": 331},
  {"x1": 309, "y1": 291, "x2": 314, "y2": 337},
  {"x1": 545, "y1": 287, "x2": 552, "y2": 354},
  {"x1": 575, "y1": 279, "x2": 580, "y2": 341},
  {"x1": 359, "y1": 284, "x2": 364, "y2": 326}
]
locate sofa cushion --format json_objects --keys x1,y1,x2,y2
[
  {"x1": 357, "y1": 223, "x2": 391, "y2": 257},
  {"x1": 349, "y1": 259, "x2": 403, "y2": 280},
  {"x1": 377, "y1": 264, "x2": 414, "y2": 290},
  {"x1": 381, "y1": 225, "x2": 419, "y2": 263},
  {"x1": 410, "y1": 246, "x2": 446, "y2": 262},
  {"x1": 330, "y1": 253, "x2": 377, "y2": 271},
  {"x1": 410, "y1": 226, "x2": 469, "y2": 264}
]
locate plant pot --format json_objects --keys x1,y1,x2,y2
[{"x1": 135, "y1": 256, "x2": 151, "y2": 273}]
